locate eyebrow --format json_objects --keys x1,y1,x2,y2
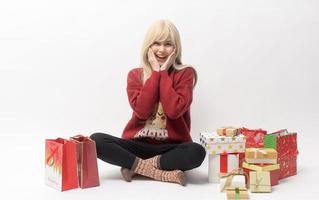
[{"x1": 153, "y1": 40, "x2": 172, "y2": 44}]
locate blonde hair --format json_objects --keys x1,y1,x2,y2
[{"x1": 140, "y1": 20, "x2": 197, "y2": 87}]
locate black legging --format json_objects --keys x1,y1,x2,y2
[{"x1": 90, "y1": 133, "x2": 206, "y2": 171}]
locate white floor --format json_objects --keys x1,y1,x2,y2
[{"x1": 1, "y1": 133, "x2": 318, "y2": 200}]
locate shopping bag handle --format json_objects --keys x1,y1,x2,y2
[{"x1": 70, "y1": 135, "x2": 91, "y2": 142}]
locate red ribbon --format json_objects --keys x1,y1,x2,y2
[{"x1": 220, "y1": 154, "x2": 228, "y2": 173}]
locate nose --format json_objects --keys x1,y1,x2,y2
[{"x1": 158, "y1": 45, "x2": 165, "y2": 52}]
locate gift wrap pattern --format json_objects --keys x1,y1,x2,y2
[
  {"x1": 241, "y1": 127, "x2": 267, "y2": 148},
  {"x1": 200, "y1": 132, "x2": 246, "y2": 154},
  {"x1": 200, "y1": 132, "x2": 246, "y2": 183},
  {"x1": 264, "y1": 130, "x2": 298, "y2": 180}
]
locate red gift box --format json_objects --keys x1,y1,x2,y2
[
  {"x1": 243, "y1": 165, "x2": 280, "y2": 186},
  {"x1": 241, "y1": 127, "x2": 267, "y2": 148}
]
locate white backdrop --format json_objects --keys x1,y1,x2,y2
[
  {"x1": 1, "y1": 0, "x2": 319, "y2": 199},
  {"x1": 1, "y1": 0, "x2": 318, "y2": 138}
]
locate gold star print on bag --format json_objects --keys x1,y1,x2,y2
[{"x1": 134, "y1": 102, "x2": 168, "y2": 141}]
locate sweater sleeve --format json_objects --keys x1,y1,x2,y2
[
  {"x1": 159, "y1": 68, "x2": 194, "y2": 119},
  {"x1": 126, "y1": 69, "x2": 160, "y2": 120}
]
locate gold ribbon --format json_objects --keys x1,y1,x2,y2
[
  {"x1": 220, "y1": 168, "x2": 244, "y2": 192},
  {"x1": 251, "y1": 148, "x2": 267, "y2": 158},
  {"x1": 252, "y1": 172, "x2": 263, "y2": 190}
]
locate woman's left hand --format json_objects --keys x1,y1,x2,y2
[{"x1": 160, "y1": 49, "x2": 176, "y2": 71}]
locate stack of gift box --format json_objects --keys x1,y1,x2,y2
[
  {"x1": 200, "y1": 127, "x2": 298, "y2": 200},
  {"x1": 220, "y1": 169, "x2": 249, "y2": 200},
  {"x1": 243, "y1": 148, "x2": 278, "y2": 192},
  {"x1": 200, "y1": 127, "x2": 245, "y2": 183}
]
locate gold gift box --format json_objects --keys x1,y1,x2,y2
[
  {"x1": 226, "y1": 188, "x2": 249, "y2": 200},
  {"x1": 217, "y1": 127, "x2": 241, "y2": 137},
  {"x1": 242, "y1": 162, "x2": 279, "y2": 171},
  {"x1": 245, "y1": 148, "x2": 277, "y2": 164},
  {"x1": 249, "y1": 171, "x2": 271, "y2": 193}
]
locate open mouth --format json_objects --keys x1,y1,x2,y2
[{"x1": 155, "y1": 55, "x2": 167, "y2": 62}]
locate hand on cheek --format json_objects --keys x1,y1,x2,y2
[
  {"x1": 148, "y1": 48, "x2": 160, "y2": 72},
  {"x1": 160, "y1": 49, "x2": 176, "y2": 71}
]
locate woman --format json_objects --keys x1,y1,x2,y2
[{"x1": 90, "y1": 20, "x2": 205, "y2": 186}]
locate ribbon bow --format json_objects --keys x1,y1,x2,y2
[
  {"x1": 251, "y1": 148, "x2": 267, "y2": 158},
  {"x1": 220, "y1": 168, "x2": 244, "y2": 192}
]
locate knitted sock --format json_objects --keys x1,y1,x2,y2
[
  {"x1": 131, "y1": 157, "x2": 186, "y2": 186},
  {"x1": 147, "y1": 155, "x2": 162, "y2": 169},
  {"x1": 121, "y1": 155, "x2": 161, "y2": 182},
  {"x1": 121, "y1": 167, "x2": 136, "y2": 182}
]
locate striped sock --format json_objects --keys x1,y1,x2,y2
[
  {"x1": 121, "y1": 155, "x2": 161, "y2": 182},
  {"x1": 131, "y1": 157, "x2": 186, "y2": 186},
  {"x1": 147, "y1": 155, "x2": 162, "y2": 169}
]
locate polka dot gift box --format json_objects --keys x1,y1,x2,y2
[
  {"x1": 200, "y1": 132, "x2": 246, "y2": 183},
  {"x1": 200, "y1": 132, "x2": 246, "y2": 155}
]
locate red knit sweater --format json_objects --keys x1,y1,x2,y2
[{"x1": 121, "y1": 67, "x2": 195, "y2": 144}]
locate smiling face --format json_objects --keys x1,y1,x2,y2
[
  {"x1": 150, "y1": 40, "x2": 175, "y2": 65},
  {"x1": 141, "y1": 20, "x2": 183, "y2": 78}
]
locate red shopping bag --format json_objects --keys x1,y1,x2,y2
[
  {"x1": 70, "y1": 135, "x2": 100, "y2": 189},
  {"x1": 241, "y1": 127, "x2": 267, "y2": 148},
  {"x1": 45, "y1": 138, "x2": 78, "y2": 191},
  {"x1": 264, "y1": 129, "x2": 298, "y2": 179}
]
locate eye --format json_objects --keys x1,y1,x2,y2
[
  {"x1": 164, "y1": 42, "x2": 172, "y2": 46},
  {"x1": 152, "y1": 42, "x2": 160, "y2": 46}
]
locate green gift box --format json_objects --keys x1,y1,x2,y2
[{"x1": 264, "y1": 134, "x2": 277, "y2": 149}]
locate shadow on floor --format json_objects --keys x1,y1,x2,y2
[{"x1": 99, "y1": 167, "x2": 210, "y2": 185}]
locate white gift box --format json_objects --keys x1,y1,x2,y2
[
  {"x1": 208, "y1": 154, "x2": 239, "y2": 183},
  {"x1": 200, "y1": 132, "x2": 245, "y2": 183},
  {"x1": 220, "y1": 174, "x2": 246, "y2": 192},
  {"x1": 200, "y1": 132, "x2": 245, "y2": 154}
]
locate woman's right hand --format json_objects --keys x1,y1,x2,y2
[{"x1": 148, "y1": 48, "x2": 160, "y2": 72}]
